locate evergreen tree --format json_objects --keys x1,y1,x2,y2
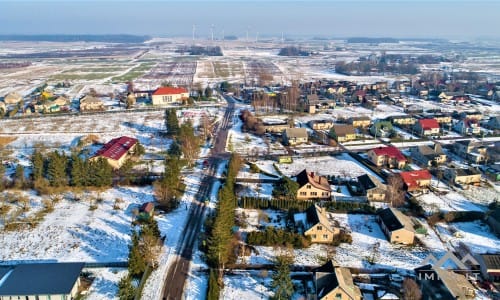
[
  {"x1": 46, "y1": 151, "x2": 68, "y2": 187},
  {"x1": 14, "y1": 164, "x2": 25, "y2": 189},
  {"x1": 31, "y1": 150, "x2": 44, "y2": 181},
  {"x1": 89, "y1": 158, "x2": 113, "y2": 187},
  {"x1": 128, "y1": 231, "x2": 146, "y2": 277},
  {"x1": 271, "y1": 254, "x2": 294, "y2": 300},
  {"x1": 165, "y1": 109, "x2": 180, "y2": 136},
  {"x1": 272, "y1": 176, "x2": 299, "y2": 200},
  {"x1": 0, "y1": 163, "x2": 5, "y2": 190},
  {"x1": 70, "y1": 154, "x2": 86, "y2": 187},
  {"x1": 207, "y1": 268, "x2": 220, "y2": 300},
  {"x1": 167, "y1": 141, "x2": 182, "y2": 158},
  {"x1": 117, "y1": 275, "x2": 136, "y2": 300}
]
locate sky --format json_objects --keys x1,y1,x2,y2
[{"x1": 0, "y1": 1, "x2": 499, "y2": 39}]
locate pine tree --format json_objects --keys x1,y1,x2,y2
[
  {"x1": 165, "y1": 109, "x2": 180, "y2": 136},
  {"x1": 117, "y1": 275, "x2": 136, "y2": 300},
  {"x1": 46, "y1": 151, "x2": 68, "y2": 187},
  {"x1": 14, "y1": 164, "x2": 25, "y2": 189},
  {"x1": 271, "y1": 254, "x2": 294, "y2": 300},
  {"x1": 70, "y1": 154, "x2": 85, "y2": 187},
  {"x1": 31, "y1": 150, "x2": 44, "y2": 181},
  {"x1": 167, "y1": 141, "x2": 182, "y2": 158},
  {"x1": 128, "y1": 231, "x2": 146, "y2": 277},
  {"x1": 207, "y1": 268, "x2": 220, "y2": 300}
]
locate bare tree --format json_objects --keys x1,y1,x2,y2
[
  {"x1": 386, "y1": 174, "x2": 406, "y2": 207},
  {"x1": 402, "y1": 278, "x2": 422, "y2": 300}
]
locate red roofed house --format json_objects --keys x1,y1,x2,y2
[
  {"x1": 414, "y1": 118, "x2": 440, "y2": 137},
  {"x1": 367, "y1": 146, "x2": 407, "y2": 169},
  {"x1": 399, "y1": 170, "x2": 432, "y2": 192},
  {"x1": 151, "y1": 87, "x2": 189, "y2": 105},
  {"x1": 295, "y1": 169, "x2": 331, "y2": 200},
  {"x1": 92, "y1": 136, "x2": 139, "y2": 169}
]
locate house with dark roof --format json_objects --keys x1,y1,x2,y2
[
  {"x1": 410, "y1": 143, "x2": 447, "y2": 167},
  {"x1": 294, "y1": 204, "x2": 339, "y2": 244},
  {"x1": 453, "y1": 140, "x2": 491, "y2": 164},
  {"x1": 0, "y1": 262, "x2": 84, "y2": 300},
  {"x1": 308, "y1": 119, "x2": 334, "y2": 130},
  {"x1": 444, "y1": 167, "x2": 481, "y2": 185},
  {"x1": 348, "y1": 116, "x2": 371, "y2": 128},
  {"x1": 367, "y1": 146, "x2": 406, "y2": 169},
  {"x1": 378, "y1": 207, "x2": 415, "y2": 244},
  {"x1": 283, "y1": 128, "x2": 308, "y2": 146},
  {"x1": 313, "y1": 261, "x2": 362, "y2": 300},
  {"x1": 414, "y1": 118, "x2": 440, "y2": 136},
  {"x1": 454, "y1": 118, "x2": 481, "y2": 135},
  {"x1": 357, "y1": 174, "x2": 386, "y2": 202},
  {"x1": 91, "y1": 136, "x2": 139, "y2": 169},
  {"x1": 330, "y1": 124, "x2": 356, "y2": 142},
  {"x1": 295, "y1": 169, "x2": 331, "y2": 200},
  {"x1": 415, "y1": 264, "x2": 476, "y2": 300},
  {"x1": 399, "y1": 170, "x2": 432, "y2": 192},
  {"x1": 151, "y1": 87, "x2": 189, "y2": 105}
]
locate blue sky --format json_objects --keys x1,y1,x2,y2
[{"x1": 0, "y1": 1, "x2": 498, "y2": 39}]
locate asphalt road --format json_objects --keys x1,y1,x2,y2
[{"x1": 161, "y1": 96, "x2": 235, "y2": 300}]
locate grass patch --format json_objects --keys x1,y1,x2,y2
[
  {"x1": 51, "y1": 73, "x2": 115, "y2": 80},
  {"x1": 112, "y1": 62, "x2": 156, "y2": 82},
  {"x1": 0, "y1": 136, "x2": 17, "y2": 147}
]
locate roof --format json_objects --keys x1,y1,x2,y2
[
  {"x1": 480, "y1": 254, "x2": 500, "y2": 270},
  {"x1": 433, "y1": 266, "x2": 476, "y2": 299},
  {"x1": 153, "y1": 87, "x2": 188, "y2": 96},
  {"x1": 80, "y1": 95, "x2": 102, "y2": 104},
  {"x1": 315, "y1": 265, "x2": 361, "y2": 300},
  {"x1": 304, "y1": 205, "x2": 333, "y2": 233},
  {"x1": 415, "y1": 144, "x2": 444, "y2": 156},
  {"x1": 370, "y1": 146, "x2": 406, "y2": 162},
  {"x1": 95, "y1": 136, "x2": 138, "y2": 161},
  {"x1": 357, "y1": 174, "x2": 376, "y2": 190},
  {"x1": 284, "y1": 128, "x2": 308, "y2": 139},
  {"x1": 378, "y1": 207, "x2": 414, "y2": 233},
  {"x1": 296, "y1": 169, "x2": 330, "y2": 192},
  {"x1": 454, "y1": 168, "x2": 481, "y2": 177},
  {"x1": 140, "y1": 202, "x2": 154, "y2": 213},
  {"x1": 400, "y1": 170, "x2": 432, "y2": 191},
  {"x1": 332, "y1": 124, "x2": 355, "y2": 137},
  {"x1": 349, "y1": 116, "x2": 371, "y2": 121},
  {"x1": 418, "y1": 118, "x2": 440, "y2": 130},
  {"x1": 0, "y1": 262, "x2": 84, "y2": 296}
]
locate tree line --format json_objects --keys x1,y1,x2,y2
[{"x1": 205, "y1": 154, "x2": 242, "y2": 300}]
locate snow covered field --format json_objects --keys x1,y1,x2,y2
[{"x1": 436, "y1": 221, "x2": 500, "y2": 254}]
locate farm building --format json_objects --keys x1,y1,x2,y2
[
  {"x1": 378, "y1": 207, "x2": 415, "y2": 245},
  {"x1": 151, "y1": 87, "x2": 189, "y2": 105},
  {"x1": 91, "y1": 136, "x2": 139, "y2": 169}
]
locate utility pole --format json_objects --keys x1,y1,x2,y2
[{"x1": 192, "y1": 24, "x2": 196, "y2": 45}]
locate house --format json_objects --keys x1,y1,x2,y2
[
  {"x1": 91, "y1": 136, "x2": 139, "y2": 169},
  {"x1": 296, "y1": 169, "x2": 331, "y2": 200},
  {"x1": 378, "y1": 207, "x2": 415, "y2": 244},
  {"x1": 138, "y1": 202, "x2": 155, "y2": 220},
  {"x1": 0, "y1": 101, "x2": 5, "y2": 114},
  {"x1": 444, "y1": 167, "x2": 481, "y2": 185},
  {"x1": 314, "y1": 261, "x2": 362, "y2": 300},
  {"x1": 262, "y1": 118, "x2": 289, "y2": 133},
  {"x1": 475, "y1": 254, "x2": 500, "y2": 282},
  {"x1": 414, "y1": 118, "x2": 440, "y2": 136},
  {"x1": 330, "y1": 124, "x2": 356, "y2": 142},
  {"x1": 283, "y1": 128, "x2": 308, "y2": 146},
  {"x1": 367, "y1": 146, "x2": 406, "y2": 169},
  {"x1": 356, "y1": 174, "x2": 386, "y2": 202},
  {"x1": 390, "y1": 115, "x2": 416, "y2": 126},
  {"x1": 34, "y1": 96, "x2": 69, "y2": 113},
  {"x1": 410, "y1": 143, "x2": 447, "y2": 167},
  {"x1": 415, "y1": 264, "x2": 476, "y2": 300},
  {"x1": 3, "y1": 92, "x2": 22, "y2": 104},
  {"x1": 294, "y1": 205, "x2": 339, "y2": 243},
  {"x1": 79, "y1": 95, "x2": 104, "y2": 111},
  {"x1": 0, "y1": 262, "x2": 84, "y2": 300},
  {"x1": 151, "y1": 87, "x2": 189, "y2": 105},
  {"x1": 431, "y1": 113, "x2": 453, "y2": 125},
  {"x1": 399, "y1": 170, "x2": 432, "y2": 192},
  {"x1": 309, "y1": 119, "x2": 334, "y2": 130},
  {"x1": 459, "y1": 111, "x2": 482, "y2": 121},
  {"x1": 453, "y1": 140, "x2": 490, "y2": 164},
  {"x1": 370, "y1": 120, "x2": 393, "y2": 138},
  {"x1": 439, "y1": 91, "x2": 468, "y2": 102},
  {"x1": 348, "y1": 116, "x2": 371, "y2": 128},
  {"x1": 454, "y1": 118, "x2": 481, "y2": 135},
  {"x1": 487, "y1": 116, "x2": 500, "y2": 130}
]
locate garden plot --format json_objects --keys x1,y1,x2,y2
[
  {"x1": 253, "y1": 160, "x2": 281, "y2": 177},
  {"x1": 0, "y1": 186, "x2": 153, "y2": 262},
  {"x1": 220, "y1": 271, "x2": 274, "y2": 300},
  {"x1": 416, "y1": 190, "x2": 488, "y2": 213},
  {"x1": 236, "y1": 208, "x2": 287, "y2": 233},
  {"x1": 237, "y1": 183, "x2": 274, "y2": 199},
  {"x1": 332, "y1": 213, "x2": 431, "y2": 271},
  {"x1": 435, "y1": 221, "x2": 500, "y2": 254},
  {"x1": 85, "y1": 268, "x2": 127, "y2": 300}
]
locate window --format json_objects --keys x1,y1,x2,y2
[
  {"x1": 317, "y1": 225, "x2": 322, "y2": 231},
  {"x1": 323, "y1": 234, "x2": 328, "y2": 239},
  {"x1": 311, "y1": 192, "x2": 317, "y2": 196},
  {"x1": 322, "y1": 192, "x2": 329, "y2": 196},
  {"x1": 306, "y1": 184, "x2": 311, "y2": 189},
  {"x1": 335, "y1": 293, "x2": 342, "y2": 300},
  {"x1": 300, "y1": 192, "x2": 307, "y2": 196},
  {"x1": 311, "y1": 234, "x2": 316, "y2": 239}
]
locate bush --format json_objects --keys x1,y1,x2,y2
[{"x1": 332, "y1": 230, "x2": 352, "y2": 246}]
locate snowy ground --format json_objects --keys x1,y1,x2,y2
[
  {"x1": 416, "y1": 189, "x2": 488, "y2": 213},
  {"x1": 435, "y1": 221, "x2": 500, "y2": 254}
]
